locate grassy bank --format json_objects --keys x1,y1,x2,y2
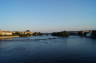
[{"x1": 0, "y1": 36, "x2": 19, "y2": 40}]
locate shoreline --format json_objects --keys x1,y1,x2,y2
[{"x1": 0, "y1": 36, "x2": 19, "y2": 40}]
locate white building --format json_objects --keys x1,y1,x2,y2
[{"x1": 0, "y1": 30, "x2": 13, "y2": 36}]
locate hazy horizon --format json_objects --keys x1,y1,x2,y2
[{"x1": 0, "y1": 0, "x2": 96, "y2": 32}]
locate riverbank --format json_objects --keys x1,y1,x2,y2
[{"x1": 0, "y1": 36, "x2": 19, "y2": 40}]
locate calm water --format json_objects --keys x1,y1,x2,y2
[{"x1": 0, "y1": 35, "x2": 96, "y2": 63}]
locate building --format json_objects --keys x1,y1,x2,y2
[
  {"x1": 0, "y1": 30, "x2": 13, "y2": 36},
  {"x1": 0, "y1": 30, "x2": 33, "y2": 36},
  {"x1": 18, "y1": 31, "x2": 33, "y2": 35}
]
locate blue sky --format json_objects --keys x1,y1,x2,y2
[{"x1": 0, "y1": 0, "x2": 96, "y2": 32}]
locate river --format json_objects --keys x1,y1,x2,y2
[{"x1": 0, "y1": 35, "x2": 96, "y2": 63}]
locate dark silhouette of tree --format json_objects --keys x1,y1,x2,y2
[
  {"x1": 32, "y1": 32, "x2": 43, "y2": 36},
  {"x1": 91, "y1": 30, "x2": 96, "y2": 39},
  {"x1": 51, "y1": 31, "x2": 69, "y2": 37}
]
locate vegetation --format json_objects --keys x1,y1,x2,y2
[
  {"x1": 51, "y1": 31, "x2": 69, "y2": 37},
  {"x1": 13, "y1": 32, "x2": 32, "y2": 37},
  {"x1": 91, "y1": 30, "x2": 96, "y2": 39},
  {"x1": 77, "y1": 30, "x2": 96, "y2": 39},
  {"x1": 32, "y1": 32, "x2": 43, "y2": 36}
]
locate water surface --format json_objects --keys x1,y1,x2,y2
[{"x1": 0, "y1": 36, "x2": 96, "y2": 63}]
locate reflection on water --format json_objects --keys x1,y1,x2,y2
[{"x1": 0, "y1": 36, "x2": 96, "y2": 63}]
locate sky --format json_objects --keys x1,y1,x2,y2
[{"x1": 0, "y1": 0, "x2": 96, "y2": 32}]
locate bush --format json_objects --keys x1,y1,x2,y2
[{"x1": 52, "y1": 31, "x2": 69, "y2": 37}]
